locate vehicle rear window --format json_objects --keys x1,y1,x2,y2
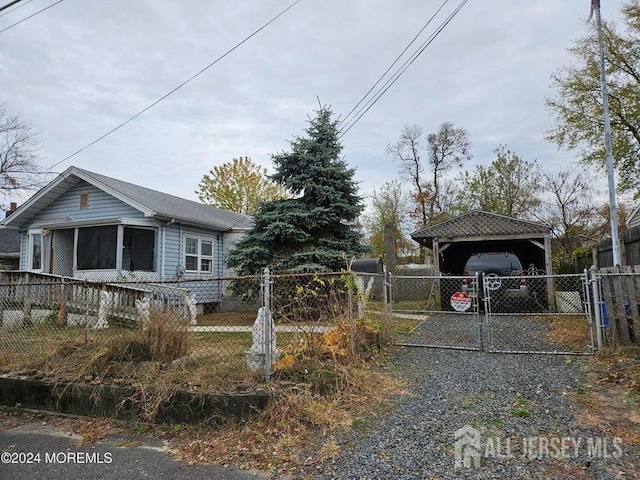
[{"x1": 465, "y1": 254, "x2": 522, "y2": 272}]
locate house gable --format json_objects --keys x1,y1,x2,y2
[{"x1": 30, "y1": 180, "x2": 145, "y2": 227}]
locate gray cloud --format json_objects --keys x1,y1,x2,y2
[{"x1": 0, "y1": 0, "x2": 627, "y2": 204}]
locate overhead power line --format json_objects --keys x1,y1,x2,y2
[
  {"x1": 0, "y1": 0, "x2": 34, "y2": 16},
  {"x1": 0, "y1": 0, "x2": 24, "y2": 14},
  {"x1": 0, "y1": 0, "x2": 63, "y2": 33},
  {"x1": 339, "y1": 0, "x2": 451, "y2": 128},
  {"x1": 48, "y1": 0, "x2": 303, "y2": 170},
  {"x1": 339, "y1": 0, "x2": 470, "y2": 139}
]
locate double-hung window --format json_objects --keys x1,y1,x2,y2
[{"x1": 184, "y1": 237, "x2": 213, "y2": 274}]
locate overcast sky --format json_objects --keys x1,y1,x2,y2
[{"x1": 0, "y1": 0, "x2": 629, "y2": 209}]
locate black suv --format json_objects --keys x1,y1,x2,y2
[{"x1": 461, "y1": 252, "x2": 530, "y2": 312}]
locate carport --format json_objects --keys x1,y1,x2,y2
[{"x1": 411, "y1": 210, "x2": 553, "y2": 276}]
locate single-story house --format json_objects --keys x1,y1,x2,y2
[{"x1": 0, "y1": 166, "x2": 252, "y2": 289}]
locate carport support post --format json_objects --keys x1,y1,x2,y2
[
  {"x1": 590, "y1": 266, "x2": 604, "y2": 351},
  {"x1": 262, "y1": 268, "x2": 273, "y2": 382}
]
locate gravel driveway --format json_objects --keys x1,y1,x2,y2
[{"x1": 303, "y1": 348, "x2": 636, "y2": 479}]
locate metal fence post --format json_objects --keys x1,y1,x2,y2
[
  {"x1": 590, "y1": 265, "x2": 604, "y2": 351},
  {"x1": 347, "y1": 268, "x2": 356, "y2": 360},
  {"x1": 387, "y1": 272, "x2": 394, "y2": 316},
  {"x1": 583, "y1": 268, "x2": 595, "y2": 351},
  {"x1": 476, "y1": 271, "x2": 484, "y2": 351},
  {"x1": 262, "y1": 267, "x2": 272, "y2": 382}
]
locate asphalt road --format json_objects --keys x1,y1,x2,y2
[{"x1": 0, "y1": 421, "x2": 267, "y2": 480}]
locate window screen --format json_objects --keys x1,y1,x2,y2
[
  {"x1": 77, "y1": 226, "x2": 117, "y2": 270},
  {"x1": 122, "y1": 227, "x2": 155, "y2": 271}
]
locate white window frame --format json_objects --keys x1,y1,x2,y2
[
  {"x1": 27, "y1": 228, "x2": 43, "y2": 272},
  {"x1": 184, "y1": 236, "x2": 214, "y2": 274}
]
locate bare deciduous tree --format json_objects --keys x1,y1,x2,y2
[
  {"x1": 386, "y1": 122, "x2": 471, "y2": 228},
  {"x1": 0, "y1": 103, "x2": 44, "y2": 194},
  {"x1": 385, "y1": 125, "x2": 429, "y2": 226},
  {"x1": 539, "y1": 167, "x2": 595, "y2": 241},
  {"x1": 426, "y1": 121, "x2": 471, "y2": 219},
  {"x1": 364, "y1": 180, "x2": 415, "y2": 271}
]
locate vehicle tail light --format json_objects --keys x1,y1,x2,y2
[
  {"x1": 462, "y1": 271, "x2": 468, "y2": 285},
  {"x1": 519, "y1": 272, "x2": 527, "y2": 286}
]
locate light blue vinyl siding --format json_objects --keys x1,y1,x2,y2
[
  {"x1": 31, "y1": 181, "x2": 143, "y2": 224},
  {"x1": 17, "y1": 179, "x2": 230, "y2": 304},
  {"x1": 162, "y1": 223, "x2": 181, "y2": 279}
]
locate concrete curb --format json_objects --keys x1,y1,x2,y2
[{"x1": 0, "y1": 375, "x2": 271, "y2": 424}]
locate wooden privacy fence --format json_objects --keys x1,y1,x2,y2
[
  {"x1": 576, "y1": 225, "x2": 640, "y2": 271},
  {"x1": 598, "y1": 266, "x2": 640, "y2": 345}
]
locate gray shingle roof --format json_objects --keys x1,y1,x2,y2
[
  {"x1": 0, "y1": 167, "x2": 253, "y2": 231},
  {"x1": 75, "y1": 168, "x2": 252, "y2": 230},
  {"x1": 412, "y1": 210, "x2": 550, "y2": 241}
]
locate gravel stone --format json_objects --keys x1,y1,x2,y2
[{"x1": 301, "y1": 348, "x2": 637, "y2": 479}]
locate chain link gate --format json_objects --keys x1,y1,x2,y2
[
  {"x1": 482, "y1": 271, "x2": 595, "y2": 354},
  {"x1": 391, "y1": 272, "x2": 596, "y2": 355},
  {"x1": 391, "y1": 274, "x2": 483, "y2": 350}
]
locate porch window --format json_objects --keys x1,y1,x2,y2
[
  {"x1": 122, "y1": 227, "x2": 155, "y2": 271},
  {"x1": 28, "y1": 232, "x2": 43, "y2": 271},
  {"x1": 77, "y1": 226, "x2": 117, "y2": 270},
  {"x1": 184, "y1": 236, "x2": 213, "y2": 274}
]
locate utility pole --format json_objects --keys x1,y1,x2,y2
[
  {"x1": 0, "y1": 0, "x2": 22, "y2": 14},
  {"x1": 593, "y1": 0, "x2": 622, "y2": 267}
]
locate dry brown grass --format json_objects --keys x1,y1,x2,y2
[
  {"x1": 0, "y1": 316, "x2": 406, "y2": 476},
  {"x1": 172, "y1": 364, "x2": 406, "y2": 475},
  {"x1": 543, "y1": 314, "x2": 592, "y2": 347},
  {"x1": 169, "y1": 320, "x2": 405, "y2": 474},
  {"x1": 1, "y1": 313, "x2": 405, "y2": 473},
  {"x1": 40, "y1": 309, "x2": 193, "y2": 382},
  {"x1": 570, "y1": 346, "x2": 640, "y2": 459}
]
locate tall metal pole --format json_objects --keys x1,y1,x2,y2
[{"x1": 594, "y1": 0, "x2": 622, "y2": 267}]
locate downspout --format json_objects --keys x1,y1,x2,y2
[
  {"x1": 178, "y1": 223, "x2": 183, "y2": 278},
  {"x1": 161, "y1": 219, "x2": 176, "y2": 281}
]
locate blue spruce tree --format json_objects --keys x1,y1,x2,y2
[{"x1": 227, "y1": 106, "x2": 365, "y2": 274}]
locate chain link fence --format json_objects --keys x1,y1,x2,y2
[
  {"x1": 483, "y1": 273, "x2": 594, "y2": 354},
  {"x1": 1, "y1": 266, "x2": 615, "y2": 391},
  {"x1": 0, "y1": 270, "x2": 389, "y2": 388},
  {"x1": 390, "y1": 272, "x2": 595, "y2": 354}
]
